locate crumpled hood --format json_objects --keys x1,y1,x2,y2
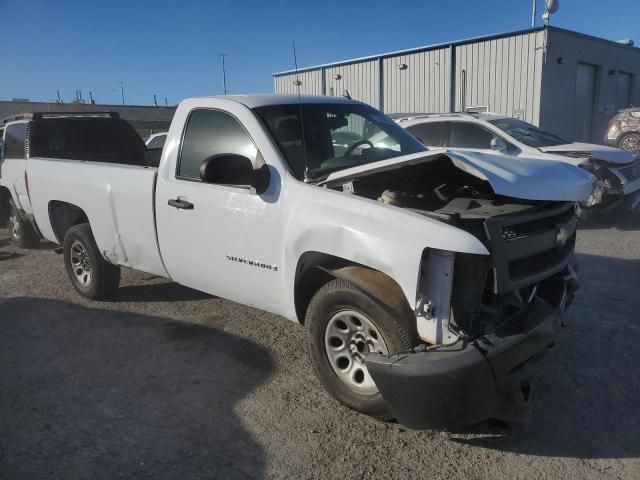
[
  {"x1": 445, "y1": 150, "x2": 594, "y2": 202},
  {"x1": 320, "y1": 148, "x2": 594, "y2": 202},
  {"x1": 539, "y1": 142, "x2": 635, "y2": 165}
]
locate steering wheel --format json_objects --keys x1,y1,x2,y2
[{"x1": 343, "y1": 139, "x2": 374, "y2": 156}]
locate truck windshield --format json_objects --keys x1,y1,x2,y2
[
  {"x1": 488, "y1": 118, "x2": 568, "y2": 148},
  {"x1": 254, "y1": 103, "x2": 425, "y2": 180}
]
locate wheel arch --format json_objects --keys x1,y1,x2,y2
[
  {"x1": 48, "y1": 200, "x2": 90, "y2": 244},
  {"x1": 293, "y1": 251, "x2": 416, "y2": 328}
]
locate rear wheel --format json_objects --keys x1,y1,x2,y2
[
  {"x1": 7, "y1": 199, "x2": 38, "y2": 248},
  {"x1": 305, "y1": 278, "x2": 418, "y2": 419},
  {"x1": 63, "y1": 223, "x2": 120, "y2": 299},
  {"x1": 619, "y1": 133, "x2": 640, "y2": 153}
]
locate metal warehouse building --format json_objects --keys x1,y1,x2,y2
[{"x1": 273, "y1": 26, "x2": 640, "y2": 144}]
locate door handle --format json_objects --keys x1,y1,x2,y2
[{"x1": 168, "y1": 198, "x2": 194, "y2": 210}]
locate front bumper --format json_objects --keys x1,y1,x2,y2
[{"x1": 366, "y1": 267, "x2": 578, "y2": 430}]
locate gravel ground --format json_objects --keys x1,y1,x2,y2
[{"x1": 1, "y1": 217, "x2": 639, "y2": 480}]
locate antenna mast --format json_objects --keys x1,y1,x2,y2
[
  {"x1": 292, "y1": 41, "x2": 310, "y2": 181},
  {"x1": 531, "y1": 0, "x2": 536, "y2": 27},
  {"x1": 218, "y1": 53, "x2": 229, "y2": 95},
  {"x1": 116, "y1": 81, "x2": 126, "y2": 105}
]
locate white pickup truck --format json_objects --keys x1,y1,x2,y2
[{"x1": 26, "y1": 94, "x2": 593, "y2": 429}]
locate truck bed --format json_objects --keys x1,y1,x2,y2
[{"x1": 28, "y1": 158, "x2": 168, "y2": 277}]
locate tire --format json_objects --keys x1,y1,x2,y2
[
  {"x1": 619, "y1": 133, "x2": 640, "y2": 153},
  {"x1": 63, "y1": 223, "x2": 121, "y2": 300},
  {"x1": 305, "y1": 278, "x2": 418, "y2": 419},
  {"x1": 6, "y1": 198, "x2": 38, "y2": 248}
]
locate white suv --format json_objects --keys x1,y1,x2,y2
[{"x1": 395, "y1": 113, "x2": 640, "y2": 213}]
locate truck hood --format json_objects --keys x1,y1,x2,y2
[
  {"x1": 320, "y1": 148, "x2": 594, "y2": 202},
  {"x1": 538, "y1": 142, "x2": 636, "y2": 165}
]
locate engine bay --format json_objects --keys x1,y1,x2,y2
[
  {"x1": 328, "y1": 154, "x2": 578, "y2": 339},
  {"x1": 329, "y1": 154, "x2": 542, "y2": 223}
]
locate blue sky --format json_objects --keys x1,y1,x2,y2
[{"x1": 2, "y1": 0, "x2": 638, "y2": 106}]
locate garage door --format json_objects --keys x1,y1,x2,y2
[{"x1": 573, "y1": 63, "x2": 598, "y2": 143}]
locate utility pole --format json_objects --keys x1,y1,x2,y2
[
  {"x1": 531, "y1": 0, "x2": 536, "y2": 27},
  {"x1": 164, "y1": 97, "x2": 168, "y2": 107},
  {"x1": 218, "y1": 53, "x2": 229, "y2": 95},
  {"x1": 153, "y1": 94, "x2": 158, "y2": 107},
  {"x1": 117, "y1": 81, "x2": 126, "y2": 105}
]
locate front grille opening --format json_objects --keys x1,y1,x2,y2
[
  {"x1": 508, "y1": 234, "x2": 576, "y2": 281},
  {"x1": 501, "y1": 208, "x2": 575, "y2": 241}
]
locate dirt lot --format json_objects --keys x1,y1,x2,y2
[{"x1": 1, "y1": 218, "x2": 639, "y2": 480}]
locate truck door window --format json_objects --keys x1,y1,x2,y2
[
  {"x1": 4, "y1": 123, "x2": 27, "y2": 159},
  {"x1": 448, "y1": 122, "x2": 494, "y2": 149},
  {"x1": 406, "y1": 122, "x2": 449, "y2": 146},
  {"x1": 178, "y1": 109, "x2": 257, "y2": 179}
]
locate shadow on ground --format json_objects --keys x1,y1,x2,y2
[
  {"x1": 577, "y1": 207, "x2": 640, "y2": 231},
  {"x1": 110, "y1": 282, "x2": 214, "y2": 302},
  {"x1": 452, "y1": 253, "x2": 640, "y2": 459},
  {"x1": 0, "y1": 297, "x2": 273, "y2": 479}
]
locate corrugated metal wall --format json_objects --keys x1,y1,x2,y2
[
  {"x1": 273, "y1": 69, "x2": 323, "y2": 95},
  {"x1": 454, "y1": 30, "x2": 544, "y2": 124},
  {"x1": 273, "y1": 35, "x2": 542, "y2": 117},
  {"x1": 273, "y1": 27, "x2": 640, "y2": 143},
  {"x1": 324, "y1": 60, "x2": 379, "y2": 107},
  {"x1": 540, "y1": 29, "x2": 640, "y2": 142},
  {"x1": 383, "y1": 48, "x2": 450, "y2": 114}
]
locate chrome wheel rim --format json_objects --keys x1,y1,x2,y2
[
  {"x1": 8, "y1": 206, "x2": 20, "y2": 241},
  {"x1": 70, "y1": 240, "x2": 92, "y2": 287},
  {"x1": 621, "y1": 136, "x2": 639, "y2": 152},
  {"x1": 324, "y1": 310, "x2": 388, "y2": 395}
]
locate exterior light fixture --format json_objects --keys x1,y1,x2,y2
[
  {"x1": 293, "y1": 80, "x2": 302, "y2": 86},
  {"x1": 556, "y1": 57, "x2": 566, "y2": 64},
  {"x1": 334, "y1": 74, "x2": 342, "y2": 80},
  {"x1": 398, "y1": 63, "x2": 408, "y2": 70}
]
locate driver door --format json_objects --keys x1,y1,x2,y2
[{"x1": 155, "y1": 107, "x2": 285, "y2": 314}]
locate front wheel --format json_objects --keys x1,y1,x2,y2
[
  {"x1": 7, "y1": 199, "x2": 38, "y2": 248},
  {"x1": 63, "y1": 223, "x2": 121, "y2": 300},
  {"x1": 305, "y1": 278, "x2": 418, "y2": 419}
]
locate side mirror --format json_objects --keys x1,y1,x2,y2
[
  {"x1": 491, "y1": 137, "x2": 508, "y2": 153},
  {"x1": 200, "y1": 154, "x2": 270, "y2": 195}
]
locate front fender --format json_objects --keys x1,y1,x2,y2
[{"x1": 282, "y1": 177, "x2": 489, "y2": 319}]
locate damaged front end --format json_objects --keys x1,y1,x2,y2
[
  {"x1": 325, "y1": 154, "x2": 583, "y2": 429},
  {"x1": 366, "y1": 201, "x2": 580, "y2": 429},
  {"x1": 365, "y1": 267, "x2": 577, "y2": 429},
  {"x1": 568, "y1": 155, "x2": 640, "y2": 209}
]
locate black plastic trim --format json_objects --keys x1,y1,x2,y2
[{"x1": 365, "y1": 264, "x2": 579, "y2": 430}]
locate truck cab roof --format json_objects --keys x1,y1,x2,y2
[{"x1": 199, "y1": 94, "x2": 362, "y2": 108}]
